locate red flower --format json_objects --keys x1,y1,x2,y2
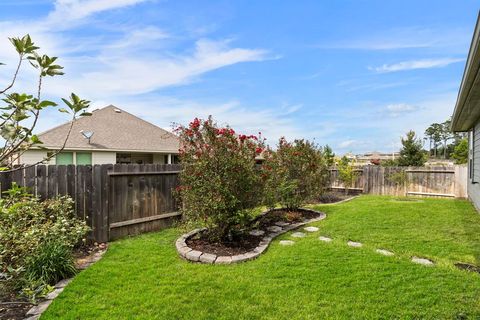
[
  {"x1": 190, "y1": 118, "x2": 200, "y2": 129},
  {"x1": 255, "y1": 147, "x2": 263, "y2": 154}
]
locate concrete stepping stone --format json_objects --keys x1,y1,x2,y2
[
  {"x1": 291, "y1": 232, "x2": 306, "y2": 238},
  {"x1": 249, "y1": 229, "x2": 265, "y2": 236},
  {"x1": 412, "y1": 256, "x2": 434, "y2": 266},
  {"x1": 376, "y1": 249, "x2": 394, "y2": 256},
  {"x1": 318, "y1": 236, "x2": 332, "y2": 242},
  {"x1": 279, "y1": 240, "x2": 295, "y2": 246},
  {"x1": 347, "y1": 241, "x2": 363, "y2": 248},
  {"x1": 275, "y1": 221, "x2": 290, "y2": 227},
  {"x1": 304, "y1": 226, "x2": 319, "y2": 232},
  {"x1": 267, "y1": 226, "x2": 283, "y2": 233}
]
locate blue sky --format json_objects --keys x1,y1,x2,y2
[{"x1": 0, "y1": 0, "x2": 478, "y2": 154}]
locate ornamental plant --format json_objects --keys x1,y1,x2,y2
[
  {"x1": 263, "y1": 138, "x2": 329, "y2": 210},
  {"x1": 0, "y1": 184, "x2": 89, "y2": 298},
  {"x1": 175, "y1": 117, "x2": 265, "y2": 241}
]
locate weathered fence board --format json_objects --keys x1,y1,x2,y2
[
  {"x1": 0, "y1": 164, "x2": 182, "y2": 242},
  {"x1": 330, "y1": 165, "x2": 467, "y2": 198}
]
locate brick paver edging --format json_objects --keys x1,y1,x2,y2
[{"x1": 175, "y1": 208, "x2": 326, "y2": 265}]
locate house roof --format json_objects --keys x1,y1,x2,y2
[
  {"x1": 37, "y1": 105, "x2": 180, "y2": 153},
  {"x1": 452, "y1": 12, "x2": 480, "y2": 132}
]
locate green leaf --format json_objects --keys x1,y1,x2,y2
[
  {"x1": 58, "y1": 108, "x2": 70, "y2": 113},
  {"x1": 38, "y1": 100, "x2": 58, "y2": 108}
]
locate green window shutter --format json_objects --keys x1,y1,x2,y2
[
  {"x1": 56, "y1": 152, "x2": 74, "y2": 165},
  {"x1": 76, "y1": 152, "x2": 92, "y2": 165}
]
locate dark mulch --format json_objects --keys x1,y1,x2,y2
[
  {"x1": 187, "y1": 233, "x2": 260, "y2": 256},
  {"x1": 0, "y1": 292, "x2": 33, "y2": 320},
  {"x1": 455, "y1": 262, "x2": 480, "y2": 274},
  {"x1": 186, "y1": 208, "x2": 321, "y2": 256}
]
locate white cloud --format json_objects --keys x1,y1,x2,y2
[
  {"x1": 384, "y1": 103, "x2": 419, "y2": 116},
  {"x1": 0, "y1": 1, "x2": 270, "y2": 98},
  {"x1": 320, "y1": 27, "x2": 469, "y2": 52},
  {"x1": 43, "y1": 39, "x2": 268, "y2": 97},
  {"x1": 338, "y1": 139, "x2": 356, "y2": 148},
  {"x1": 45, "y1": 0, "x2": 149, "y2": 29},
  {"x1": 371, "y1": 58, "x2": 464, "y2": 73}
]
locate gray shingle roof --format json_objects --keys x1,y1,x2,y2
[{"x1": 37, "y1": 105, "x2": 180, "y2": 153}]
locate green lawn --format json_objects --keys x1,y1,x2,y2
[{"x1": 42, "y1": 196, "x2": 480, "y2": 319}]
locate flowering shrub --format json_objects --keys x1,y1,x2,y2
[
  {"x1": 175, "y1": 117, "x2": 265, "y2": 241},
  {"x1": 263, "y1": 138, "x2": 329, "y2": 210},
  {"x1": 0, "y1": 184, "x2": 89, "y2": 296}
]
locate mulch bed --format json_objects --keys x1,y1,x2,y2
[
  {"x1": 0, "y1": 293, "x2": 33, "y2": 320},
  {"x1": 186, "y1": 208, "x2": 322, "y2": 256},
  {"x1": 0, "y1": 243, "x2": 105, "y2": 320}
]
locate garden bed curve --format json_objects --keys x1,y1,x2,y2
[{"x1": 175, "y1": 208, "x2": 326, "y2": 264}]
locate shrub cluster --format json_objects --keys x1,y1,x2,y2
[
  {"x1": 262, "y1": 138, "x2": 329, "y2": 210},
  {"x1": 176, "y1": 117, "x2": 330, "y2": 241},
  {"x1": 0, "y1": 184, "x2": 89, "y2": 300},
  {"x1": 175, "y1": 117, "x2": 265, "y2": 241}
]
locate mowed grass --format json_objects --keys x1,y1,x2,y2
[{"x1": 42, "y1": 196, "x2": 480, "y2": 319}]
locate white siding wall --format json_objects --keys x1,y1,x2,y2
[
  {"x1": 92, "y1": 151, "x2": 116, "y2": 164},
  {"x1": 153, "y1": 153, "x2": 166, "y2": 164},
  {"x1": 469, "y1": 124, "x2": 480, "y2": 210},
  {"x1": 19, "y1": 150, "x2": 54, "y2": 164}
]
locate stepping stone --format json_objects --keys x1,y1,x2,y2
[
  {"x1": 318, "y1": 236, "x2": 332, "y2": 242},
  {"x1": 304, "y1": 226, "x2": 319, "y2": 232},
  {"x1": 412, "y1": 256, "x2": 434, "y2": 266},
  {"x1": 279, "y1": 240, "x2": 295, "y2": 246},
  {"x1": 376, "y1": 249, "x2": 394, "y2": 256},
  {"x1": 249, "y1": 229, "x2": 265, "y2": 236},
  {"x1": 291, "y1": 232, "x2": 306, "y2": 238},
  {"x1": 267, "y1": 226, "x2": 283, "y2": 233},
  {"x1": 347, "y1": 241, "x2": 363, "y2": 248},
  {"x1": 275, "y1": 221, "x2": 290, "y2": 227}
]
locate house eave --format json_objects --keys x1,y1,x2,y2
[{"x1": 452, "y1": 11, "x2": 480, "y2": 132}]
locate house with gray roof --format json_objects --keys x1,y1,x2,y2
[
  {"x1": 452, "y1": 13, "x2": 480, "y2": 210},
  {"x1": 18, "y1": 105, "x2": 180, "y2": 165}
]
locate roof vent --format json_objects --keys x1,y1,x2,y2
[{"x1": 114, "y1": 109, "x2": 121, "y2": 113}]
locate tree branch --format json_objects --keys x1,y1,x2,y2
[{"x1": 0, "y1": 54, "x2": 23, "y2": 95}]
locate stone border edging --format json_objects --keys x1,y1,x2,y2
[
  {"x1": 24, "y1": 246, "x2": 108, "y2": 320},
  {"x1": 175, "y1": 208, "x2": 326, "y2": 265},
  {"x1": 315, "y1": 195, "x2": 360, "y2": 206}
]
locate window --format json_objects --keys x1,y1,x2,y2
[
  {"x1": 56, "y1": 152, "x2": 74, "y2": 165},
  {"x1": 76, "y1": 152, "x2": 92, "y2": 165}
]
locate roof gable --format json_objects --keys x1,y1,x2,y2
[{"x1": 37, "y1": 105, "x2": 180, "y2": 152}]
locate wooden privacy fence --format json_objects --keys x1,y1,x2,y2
[
  {"x1": 329, "y1": 165, "x2": 467, "y2": 198},
  {"x1": 0, "y1": 164, "x2": 182, "y2": 242}
]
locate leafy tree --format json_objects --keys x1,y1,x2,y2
[
  {"x1": 451, "y1": 138, "x2": 468, "y2": 164},
  {"x1": 397, "y1": 130, "x2": 426, "y2": 167},
  {"x1": 440, "y1": 119, "x2": 453, "y2": 159},
  {"x1": 0, "y1": 35, "x2": 90, "y2": 170},
  {"x1": 323, "y1": 145, "x2": 335, "y2": 167},
  {"x1": 336, "y1": 156, "x2": 359, "y2": 195},
  {"x1": 424, "y1": 123, "x2": 442, "y2": 157}
]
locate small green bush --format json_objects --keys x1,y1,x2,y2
[
  {"x1": 0, "y1": 183, "x2": 88, "y2": 298},
  {"x1": 24, "y1": 240, "x2": 77, "y2": 286}
]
